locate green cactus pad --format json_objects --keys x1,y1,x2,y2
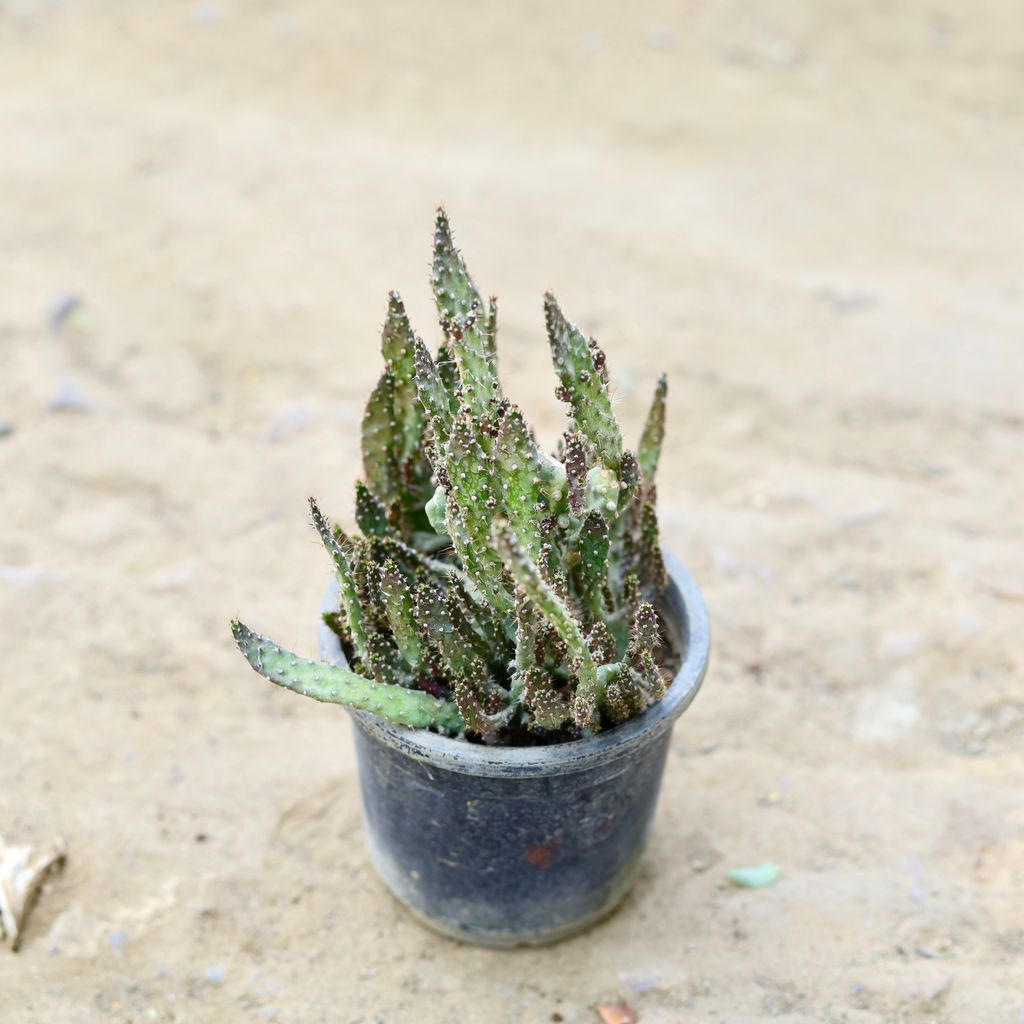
[
  {"x1": 355, "y1": 481, "x2": 390, "y2": 537},
  {"x1": 544, "y1": 293, "x2": 623, "y2": 470},
  {"x1": 494, "y1": 404, "x2": 550, "y2": 559},
  {"x1": 492, "y1": 518, "x2": 599, "y2": 724},
  {"x1": 432, "y1": 210, "x2": 500, "y2": 418},
  {"x1": 637, "y1": 373, "x2": 667, "y2": 483},
  {"x1": 378, "y1": 558, "x2": 424, "y2": 669},
  {"x1": 231, "y1": 621, "x2": 463, "y2": 731},
  {"x1": 309, "y1": 497, "x2": 370, "y2": 666}
]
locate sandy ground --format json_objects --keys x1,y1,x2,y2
[{"x1": 2, "y1": 1, "x2": 1023, "y2": 1021}]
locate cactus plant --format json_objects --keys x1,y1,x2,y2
[{"x1": 232, "y1": 210, "x2": 674, "y2": 743}]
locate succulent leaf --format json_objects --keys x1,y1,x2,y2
[
  {"x1": 492, "y1": 518, "x2": 599, "y2": 727},
  {"x1": 231, "y1": 621, "x2": 463, "y2": 731},
  {"x1": 432, "y1": 208, "x2": 484, "y2": 324},
  {"x1": 361, "y1": 371, "x2": 399, "y2": 506},
  {"x1": 413, "y1": 338, "x2": 454, "y2": 448},
  {"x1": 451, "y1": 681, "x2": 493, "y2": 737},
  {"x1": 544, "y1": 293, "x2": 623, "y2": 469},
  {"x1": 379, "y1": 558, "x2": 423, "y2": 669},
  {"x1": 321, "y1": 609, "x2": 350, "y2": 646},
  {"x1": 585, "y1": 464, "x2": 622, "y2": 516},
  {"x1": 521, "y1": 667, "x2": 571, "y2": 730},
  {"x1": 599, "y1": 662, "x2": 647, "y2": 724},
  {"x1": 432, "y1": 209, "x2": 500, "y2": 417},
  {"x1": 627, "y1": 601, "x2": 660, "y2": 658},
  {"x1": 355, "y1": 480, "x2": 390, "y2": 537},
  {"x1": 451, "y1": 679, "x2": 512, "y2": 741},
  {"x1": 563, "y1": 432, "x2": 588, "y2": 515},
  {"x1": 381, "y1": 292, "x2": 427, "y2": 466},
  {"x1": 618, "y1": 450, "x2": 641, "y2": 507},
  {"x1": 493, "y1": 520, "x2": 589, "y2": 663},
  {"x1": 483, "y1": 295, "x2": 499, "y2": 364},
  {"x1": 441, "y1": 417, "x2": 514, "y2": 612},
  {"x1": 439, "y1": 597, "x2": 491, "y2": 681},
  {"x1": 626, "y1": 601, "x2": 666, "y2": 700},
  {"x1": 494, "y1": 404, "x2": 549, "y2": 559},
  {"x1": 309, "y1": 497, "x2": 371, "y2": 667},
  {"x1": 368, "y1": 295, "x2": 436, "y2": 534},
  {"x1": 585, "y1": 620, "x2": 617, "y2": 664},
  {"x1": 435, "y1": 342, "x2": 461, "y2": 397},
  {"x1": 637, "y1": 498, "x2": 668, "y2": 597},
  {"x1": 364, "y1": 631, "x2": 411, "y2": 687},
  {"x1": 637, "y1": 374, "x2": 667, "y2": 482},
  {"x1": 424, "y1": 483, "x2": 449, "y2": 537},
  {"x1": 575, "y1": 511, "x2": 610, "y2": 620}
]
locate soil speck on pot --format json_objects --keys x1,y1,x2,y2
[{"x1": 525, "y1": 842, "x2": 557, "y2": 869}]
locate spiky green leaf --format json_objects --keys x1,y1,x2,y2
[
  {"x1": 493, "y1": 518, "x2": 599, "y2": 727},
  {"x1": 381, "y1": 292, "x2": 426, "y2": 467},
  {"x1": 378, "y1": 558, "x2": 423, "y2": 669},
  {"x1": 309, "y1": 497, "x2": 370, "y2": 667},
  {"x1": 637, "y1": 374, "x2": 667, "y2": 482},
  {"x1": 575, "y1": 511, "x2": 610, "y2": 619},
  {"x1": 435, "y1": 342, "x2": 461, "y2": 396},
  {"x1": 424, "y1": 483, "x2": 449, "y2": 537},
  {"x1": 637, "y1": 498, "x2": 667, "y2": 596},
  {"x1": 413, "y1": 337, "x2": 454, "y2": 448},
  {"x1": 483, "y1": 295, "x2": 499, "y2": 364},
  {"x1": 231, "y1": 621, "x2": 463, "y2": 731},
  {"x1": 441, "y1": 416, "x2": 513, "y2": 612},
  {"x1": 355, "y1": 480, "x2": 390, "y2": 537},
  {"x1": 412, "y1": 583, "x2": 497, "y2": 690},
  {"x1": 432, "y1": 209, "x2": 499, "y2": 417},
  {"x1": 626, "y1": 601, "x2": 666, "y2": 700},
  {"x1": 599, "y1": 662, "x2": 646, "y2": 724},
  {"x1": 544, "y1": 293, "x2": 623, "y2": 469},
  {"x1": 494, "y1": 404, "x2": 549, "y2": 559},
  {"x1": 564, "y1": 432, "x2": 588, "y2": 515},
  {"x1": 361, "y1": 371, "x2": 399, "y2": 505}
]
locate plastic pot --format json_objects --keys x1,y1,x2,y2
[{"x1": 317, "y1": 551, "x2": 710, "y2": 946}]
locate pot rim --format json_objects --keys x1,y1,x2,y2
[{"x1": 318, "y1": 550, "x2": 710, "y2": 778}]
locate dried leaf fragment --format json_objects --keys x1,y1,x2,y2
[
  {"x1": 0, "y1": 835, "x2": 67, "y2": 951},
  {"x1": 595, "y1": 1001, "x2": 639, "y2": 1024}
]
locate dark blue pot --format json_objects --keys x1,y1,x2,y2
[{"x1": 318, "y1": 552, "x2": 710, "y2": 946}]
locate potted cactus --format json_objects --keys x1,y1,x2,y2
[{"x1": 232, "y1": 211, "x2": 710, "y2": 946}]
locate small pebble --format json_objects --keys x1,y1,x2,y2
[
  {"x1": 195, "y1": 3, "x2": 222, "y2": 25},
  {"x1": 644, "y1": 26, "x2": 675, "y2": 50},
  {"x1": 49, "y1": 376, "x2": 91, "y2": 413},
  {"x1": 47, "y1": 292, "x2": 82, "y2": 332},
  {"x1": 814, "y1": 287, "x2": 875, "y2": 314},
  {"x1": 729, "y1": 862, "x2": 780, "y2": 888},
  {"x1": 880, "y1": 630, "x2": 921, "y2": 660},
  {"x1": 618, "y1": 968, "x2": 664, "y2": 993}
]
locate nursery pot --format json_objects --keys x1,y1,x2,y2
[{"x1": 318, "y1": 551, "x2": 710, "y2": 947}]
